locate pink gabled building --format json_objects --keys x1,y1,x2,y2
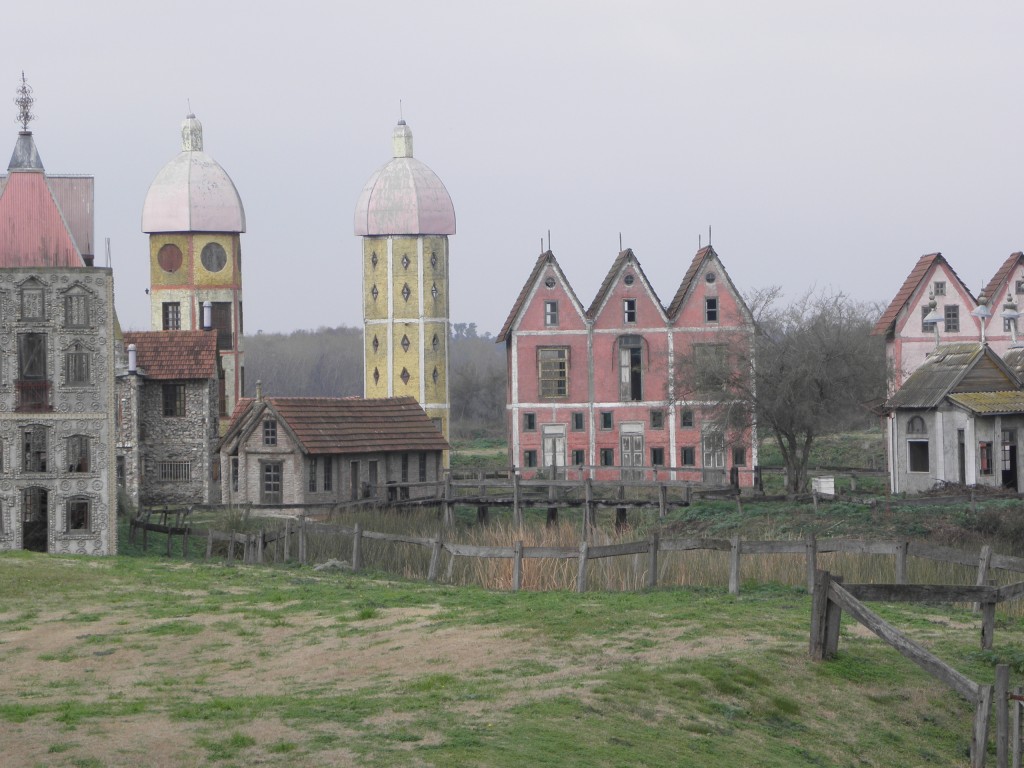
[
  {"x1": 872, "y1": 253, "x2": 981, "y2": 391},
  {"x1": 497, "y1": 246, "x2": 756, "y2": 486}
]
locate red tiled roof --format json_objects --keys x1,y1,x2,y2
[
  {"x1": 982, "y1": 252, "x2": 1024, "y2": 306},
  {"x1": 123, "y1": 330, "x2": 218, "y2": 380},
  {"x1": 0, "y1": 170, "x2": 84, "y2": 268},
  {"x1": 872, "y1": 253, "x2": 974, "y2": 337},
  {"x1": 259, "y1": 396, "x2": 449, "y2": 455}
]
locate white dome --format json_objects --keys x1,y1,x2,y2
[
  {"x1": 354, "y1": 121, "x2": 455, "y2": 236},
  {"x1": 142, "y1": 115, "x2": 246, "y2": 234}
]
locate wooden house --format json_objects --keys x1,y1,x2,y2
[
  {"x1": 498, "y1": 246, "x2": 756, "y2": 485},
  {"x1": 219, "y1": 393, "x2": 449, "y2": 508}
]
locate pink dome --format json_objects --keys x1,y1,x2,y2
[
  {"x1": 354, "y1": 122, "x2": 455, "y2": 236},
  {"x1": 142, "y1": 115, "x2": 245, "y2": 234}
]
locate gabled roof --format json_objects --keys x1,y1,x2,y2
[
  {"x1": 886, "y1": 342, "x2": 1020, "y2": 409},
  {"x1": 123, "y1": 331, "x2": 218, "y2": 380},
  {"x1": 982, "y1": 251, "x2": 1024, "y2": 306},
  {"x1": 496, "y1": 251, "x2": 585, "y2": 343},
  {"x1": 586, "y1": 248, "x2": 664, "y2": 319},
  {"x1": 872, "y1": 253, "x2": 973, "y2": 337},
  {"x1": 224, "y1": 396, "x2": 449, "y2": 456},
  {"x1": 664, "y1": 245, "x2": 751, "y2": 323}
]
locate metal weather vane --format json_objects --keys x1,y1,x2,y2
[{"x1": 14, "y1": 72, "x2": 34, "y2": 131}]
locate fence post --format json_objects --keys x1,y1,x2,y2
[
  {"x1": 576, "y1": 540, "x2": 589, "y2": 593},
  {"x1": 977, "y1": 545, "x2": 994, "y2": 612},
  {"x1": 205, "y1": 529, "x2": 214, "y2": 561},
  {"x1": 647, "y1": 532, "x2": 659, "y2": 589},
  {"x1": 512, "y1": 469, "x2": 523, "y2": 528},
  {"x1": 1012, "y1": 685, "x2": 1022, "y2": 768},
  {"x1": 165, "y1": 524, "x2": 174, "y2": 558},
  {"x1": 351, "y1": 522, "x2": 362, "y2": 573},
  {"x1": 729, "y1": 535, "x2": 741, "y2": 595},
  {"x1": 512, "y1": 540, "x2": 523, "y2": 592},
  {"x1": 227, "y1": 533, "x2": 236, "y2": 563},
  {"x1": 584, "y1": 478, "x2": 594, "y2": 537},
  {"x1": 547, "y1": 477, "x2": 558, "y2": 527},
  {"x1": 810, "y1": 569, "x2": 831, "y2": 660},
  {"x1": 299, "y1": 516, "x2": 307, "y2": 565},
  {"x1": 658, "y1": 484, "x2": 667, "y2": 518},
  {"x1": 975, "y1": 684, "x2": 995, "y2": 768},
  {"x1": 257, "y1": 530, "x2": 264, "y2": 564},
  {"x1": 895, "y1": 541, "x2": 908, "y2": 585},
  {"x1": 805, "y1": 533, "x2": 818, "y2": 593},
  {"x1": 444, "y1": 474, "x2": 455, "y2": 527},
  {"x1": 823, "y1": 575, "x2": 844, "y2": 659},
  {"x1": 182, "y1": 526, "x2": 190, "y2": 560},
  {"x1": 428, "y1": 532, "x2": 443, "y2": 583},
  {"x1": 983, "y1": 601, "x2": 998, "y2": 651},
  {"x1": 477, "y1": 470, "x2": 488, "y2": 524},
  {"x1": 284, "y1": 519, "x2": 291, "y2": 563},
  {"x1": 998, "y1": 664, "x2": 1010, "y2": 768}
]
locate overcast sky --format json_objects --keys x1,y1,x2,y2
[{"x1": 4, "y1": 2, "x2": 1023, "y2": 335}]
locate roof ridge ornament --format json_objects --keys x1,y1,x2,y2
[
  {"x1": 181, "y1": 112, "x2": 203, "y2": 152},
  {"x1": 14, "y1": 71, "x2": 34, "y2": 132}
]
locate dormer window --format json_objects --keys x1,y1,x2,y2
[{"x1": 705, "y1": 297, "x2": 718, "y2": 323}]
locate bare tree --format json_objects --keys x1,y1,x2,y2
[{"x1": 675, "y1": 288, "x2": 886, "y2": 493}]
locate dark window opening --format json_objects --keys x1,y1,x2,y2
[
  {"x1": 162, "y1": 383, "x2": 186, "y2": 417},
  {"x1": 732, "y1": 446, "x2": 746, "y2": 466},
  {"x1": 909, "y1": 440, "x2": 929, "y2": 473},
  {"x1": 572, "y1": 449, "x2": 586, "y2": 466},
  {"x1": 619, "y1": 337, "x2": 643, "y2": 401},
  {"x1": 680, "y1": 410, "x2": 694, "y2": 428},
  {"x1": 650, "y1": 410, "x2": 664, "y2": 429},
  {"x1": 600, "y1": 448, "x2": 615, "y2": 466},
  {"x1": 601, "y1": 412, "x2": 613, "y2": 430},
  {"x1": 23, "y1": 426, "x2": 47, "y2": 472},
  {"x1": 66, "y1": 497, "x2": 90, "y2": 532},
  {"x1": 651, "y1": 447, "x2": 665, "y2": 466},
  {"x1": 524, "y1": 413, "x2": 536, "y2": 431},
  {"x1": 572, "y1": 412, "x2": 585, "y2": 431},
  {"x1": 323, "y1": 456, "x2": 333, "y2": 492},
  {"x1": 681, "y1": 446, "x2": 696, "y2": 466},
  {"x1": 705, "y1": 297, "x2": 718, "y2": 323},
  {"x1": 524, "y1": 450, "x2": 537, "y2": 468},
  {"x1": 67, "y1": 435, "x2": 90, "y2": 473}
]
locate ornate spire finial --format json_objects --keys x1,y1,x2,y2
[{"x1": 14, "y1": 71, "x2": 34, "y2": 132}]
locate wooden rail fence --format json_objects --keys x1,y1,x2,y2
[{"x1": 810, "y1": 569, "x2": 1024, "y2": 767}]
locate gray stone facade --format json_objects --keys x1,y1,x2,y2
[{"x1": 0, "y1": 267, "x2": 118, "y2": 555}]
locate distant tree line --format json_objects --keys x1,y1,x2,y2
[{"x1": 242, "y1": 324, "x2": 506, "y2": 438}]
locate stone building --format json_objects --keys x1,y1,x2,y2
[
  {"x1": 498, "y1": 246, "x2": 756, "y2": 485},
  {"x1": 219, "y1": 393, "x2": 449, "y2": 508},
  {"x1": 142, "y1": 114, "x2": 246, "y2": 427},
  {"x1": 116, "y1": 331, "x2": 221, "y2": 507},
  {"x1": 0, "y1": 79, "x2": 117, "y2": 554},
  {"x1": 354, "y1": 120, "x2": 455, "y2": 446},
  {"x1": 884, "y1": 342, "x2": 1024, "y2": 493}
]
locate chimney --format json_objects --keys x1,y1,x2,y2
[
  {"x1": 127, "y1": 343, "x2": 137, "y2": 374},
  {"x1": 82, "y1": 254, "x2": 94, "y2": 267},
  {"x1": 256, "y1": 379, "x2": 263, "y2": 402}
]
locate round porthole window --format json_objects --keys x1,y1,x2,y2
[
  {"x1": 624, "y1": 274, "x2": 635, "y2": 286},
  {"x1": 705, "y1": 272, "x2": 716, "y2": 283},
  {"x1": 201, "y1": 242, "x2": 228, "y2": 273},
  {"x1": 544, "y1": 277, "x2": 556, "y2": 288},
  {"x1": 157, "y1": 243, "x2": 182, "y2": 273}
]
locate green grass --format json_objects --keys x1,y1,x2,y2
[{"x1": 0, "y1": 548, "x2": 1018, "y2": 766}]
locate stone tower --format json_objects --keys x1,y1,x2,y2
[
  {"x1": 141, "y1": 114, "x2": 246, "y2": 426},
  {"x1": 354, "y1": 121, "x2": 455, "y2": 443}
]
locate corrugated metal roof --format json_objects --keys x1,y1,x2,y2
[
  {"x1": 47, "y1": 176, "x2": 94, "y2": 258},
  {"x1": 228, "y1": 396, "x2": 449, "y2": 455},
  {"x1": 0, "y1": 165, "x2": 83, "y2": 268},
  {"x1": 885, "y1": 342, "x2": 1022, "y2": 409},
  {"x1": 123, "y1": 330, "x2": 218, "y2": 380},
  {"x1": 948, "y1": 391, "x2": 1024, "y2": 414}
]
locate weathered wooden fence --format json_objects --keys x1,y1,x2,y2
[{"x1": 810, "y1": 569, "x2": 1024, "y2": 767}]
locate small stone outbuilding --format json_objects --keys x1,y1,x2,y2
[{"x1": 219, "y1": 394, "x2": 449, "y2": 509}]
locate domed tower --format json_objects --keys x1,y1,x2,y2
[
  {"x1": 142, "y1": 114, "x2": 245, "y2": 425},
  {"x1": 354, "y1": 121, "x2": 455, "y2": 444}
]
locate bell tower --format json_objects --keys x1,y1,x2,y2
[
  {"x1": 142, "y1": 114, "x2": 246, "y2": 426},
  {"x1": 355, "y1": 121, "x2": 455, "y2": 444}
]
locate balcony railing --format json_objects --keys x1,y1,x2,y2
[{"x1": 16, "y1": 380, "x2": 52, "y2": 412}]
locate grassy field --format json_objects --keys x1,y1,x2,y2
[{"x1": 2, "y1": 540, "x2": 1024, "y2": 767}]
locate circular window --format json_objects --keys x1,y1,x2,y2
[
  {"x1": 157, "y1": 243, "x2": 182, "y2": 273},
  {"x1": 705, "y1": 272, "x2": 717, "y2": 283},
  {"x1": 624, "y1": 274, "x2": 635, "y2": 286},
  {"x1": 200, "y1": 242, "x2": 228, "y2": 273},
  {"x1": 544, "y1": 277, "x2": 556, "y2": 288}
]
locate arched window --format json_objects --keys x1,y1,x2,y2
[{"x1": 907, "y1": 416, "x2": 927, "y2": 435}]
